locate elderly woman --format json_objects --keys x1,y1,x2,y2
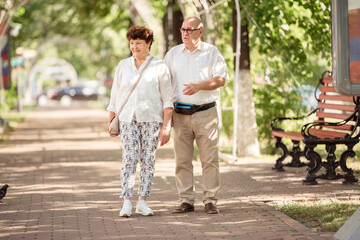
[{"x1": 107, "y1": 26, "x2": 173, "y2": 217}]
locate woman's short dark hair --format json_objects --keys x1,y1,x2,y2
[{"x1": 126, "y1": 26, "x2": 154, "y2": 50}]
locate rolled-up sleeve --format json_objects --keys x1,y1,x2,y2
[
  {"x1": 158, "y1": 63, "x2": 174, "y2": 109},
  {"x1": 212, "y1": 48, "x2": 229, "y2": 84},
  {"x1": 107, "y1": 62, "x2": 121, "y2": 113}
]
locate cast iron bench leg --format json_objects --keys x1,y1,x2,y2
[
  {"x1": 303, "y1": 144, "x2": 322, "y2": 185},
  {"x1": 321, "y1": 144, "x2": 338, "y2": 180},
  {"x1": 303, "y1": 143, "x2": 359, "y2": 185},
  {"x1": 340, "y1": 145, "x2": 359, "y2": 184},
  {"x1": 273, "y1": 138, "x2": 306, "y2": 171},
  {"x1": 286, "y1": 140, "x2": 306, "y2": 167},
  {"x1": 272, "y1": 137, "x2": 288, "y2": 172}
]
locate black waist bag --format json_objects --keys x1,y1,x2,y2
[{"x1": 174, "y1": 102, "x2": 215, "y2": 115}]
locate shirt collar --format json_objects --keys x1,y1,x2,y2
[
  {"x1": 181, "y1": 41, "x2": 203, "y2": 53},
  {"x1": 130, "y1": 54, "x2": 152, "y2": 61},
  {"x1": 130, "y1": 54, "x2": 152, "y2": 71}
]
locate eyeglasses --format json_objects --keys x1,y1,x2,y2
[{"x1": 179, "y1": 28, "x2": 200, "y2": 34}]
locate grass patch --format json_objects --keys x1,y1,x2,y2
[
  {"x1": 219, "y1": 146, "x2": 232, "y2": 154},
  {"x1": 5, "y1": 112, "x2": 26, "y2": 126},
  {"x1": 274, "y1": 200, "x2": 360, "y2": 232},
  {"x1": 348, "y1": 160, "x2": 360, "y2": 175},
  {"x1": 0, "y1": 112, "x2": 26, "y2": 142},
  {"x1": 194, "y1": 145, "x2": 200, "y2": 161},
  {"x1": 88, "y1": 100, "x2": 107, "y2": 109}
]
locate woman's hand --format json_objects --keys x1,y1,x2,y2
[
  {"x1": 159, "y1": 126, "x2": 171, "y2": 146},
  {"x1": 108, "y1": 112, "x2": 119, "y2": 137},
  {"x1": 108, "y1": 124, "x2": 120, "y2": 137},
  {"x1": 159, "y1": 108, "x2": 173, "y2": 146}
]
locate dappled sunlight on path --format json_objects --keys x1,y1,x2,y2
[{"x1": 0, "y1": 106, "x2": 354, "y2": 239}]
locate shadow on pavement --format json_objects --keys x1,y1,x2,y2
[{"x1": 1, "y1": 107, "x2": 355, "y2": 239}]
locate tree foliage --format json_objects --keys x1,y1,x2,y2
[
  {"x1": 5, "y1": 0, "x2": 333, "y2": 152},
  {"x1": 247, "y1": 0, "x2": 331, "y2": 79},
  {"x1": 199, "y1": 0, "x2": 331, "y2": 152},
  {"x1": 11, "y1": 0, "x2": 132, "y2": 80},
  {"x1": 246, "y1": 0, "x2": 331, "y2": 151}
]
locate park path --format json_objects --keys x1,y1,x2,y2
[{"x1": 1, "y1": 103, "x2": 359, "y2": 239}]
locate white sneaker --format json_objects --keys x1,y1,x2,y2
[
  {"x1": 135, "y1": 200, "x2": 154, "y2": 216},
  {"x1": 119, "y1": 200, "x2": 132, "y2": 217}
]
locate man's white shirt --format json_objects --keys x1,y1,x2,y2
[{"x1": 164, "y1": 41, "x2": 229, "y2": 105}]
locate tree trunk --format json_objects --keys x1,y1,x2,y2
[
  {"x1": 199, "y1": 0, "x2": 216, "y2": 44},
  {"x1": 172, "y1": 4, "x2": 183, "y2": 46},
  {"x1": 164, "y1": 0, "x2": 183, "y2": 52},
  {"x1": 114, "y1": 0, "x2": 165, "y2": 57},
  {"x1": 129, "y1": 0, "x2": 165, "y2": 57},
  {"x1": 232, "y1": 10, "x2": 260, "y2": 157}
]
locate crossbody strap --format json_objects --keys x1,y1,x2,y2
[{"x1": 115, "y1": 56, "x2": 153, "y2": 117}]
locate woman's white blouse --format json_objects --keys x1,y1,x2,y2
[{"x1": 107, "y1": 55, "x2": 173, "y2": 123}]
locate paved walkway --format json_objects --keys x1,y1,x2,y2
[{"x1": 1, "y1": 104, "x2": 359, "y2": 240}]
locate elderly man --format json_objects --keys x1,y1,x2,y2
[{"x1": 164, "y1": 16, "x2": 229, "y2": 214}]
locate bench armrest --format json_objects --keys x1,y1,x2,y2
[
  {"x1": 301, "y1": 110, "x2": 359, "y2": 139},
  {"x1": 270, "y1": 108, "x2": 317, "y2": 131}
]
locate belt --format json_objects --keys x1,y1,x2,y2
[{"x1": 174, "y1": 102, "x2": 216, "y2": 115}]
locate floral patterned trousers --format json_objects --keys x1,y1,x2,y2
[{"x1": 119, "y1": 116, "x2": 162, "y2": 198}]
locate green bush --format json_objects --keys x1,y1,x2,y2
[
  {"x1": 4, "y1": 82, "x2": 18, "y2": 111},
  {"x1": 253, "y1": 83, "x2": 307, "y2": 153}
]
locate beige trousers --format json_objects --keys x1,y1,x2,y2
[{"x1": 173, "y1": 106, "x2": 220, "y2": 205}]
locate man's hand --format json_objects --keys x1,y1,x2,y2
[
  {"x1": 183, "y1": 77, "x2": 226, "y2": 95},
  {"x1": 183, "y1": 82, "x2": 201, "y2": 95}
]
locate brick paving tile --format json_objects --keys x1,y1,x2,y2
[{"x1": 1, "y1": 106, "x2": 360, "y2": 239}]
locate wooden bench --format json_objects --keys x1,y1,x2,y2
[{"x1": 271, "y1": 71, "x2": 359, "y2": 184}]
